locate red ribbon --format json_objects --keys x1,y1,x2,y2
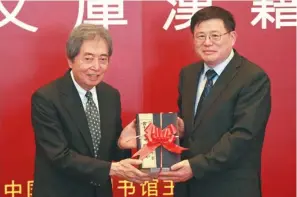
[{"x1": 132, "y1": 123, "x2": 188, "y2": 160}]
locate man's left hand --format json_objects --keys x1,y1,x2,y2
[
  {"x1": 118, "y1": 119, "x2": 137, "y2": 149},
  {"x1": 158, "y1": 160, "x2": 193, "y2": 182},
  {"x1": 176, "y1": 117, "x2": 185, "y2": 138}
]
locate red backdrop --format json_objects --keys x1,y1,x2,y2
[{"x1": 0, "y1": 0, "x2": 295, "y2": 197}]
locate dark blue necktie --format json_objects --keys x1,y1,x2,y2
[{"x1": 194, "y1": 69, "x2": 217, "y2": 123}]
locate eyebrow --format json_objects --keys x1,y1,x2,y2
[
  {"x1": 196, "y1": 31, "x2": 221, "y2": 34},
  {"x1": 83, "y1": 52, "x2": 94, "y2": 56},
  {"x1": 83, "y1": 52, "x2": 108, "y2": 57}
]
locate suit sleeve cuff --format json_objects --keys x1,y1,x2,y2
[
  {"x1": 188, "y1": 154, "x2": 207, "y2": 180},
  {"x1": 92, "y1": 160, "x2": 112, "y2": 184}
]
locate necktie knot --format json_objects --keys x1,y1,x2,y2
[
  {"x1": 206, "y1": 69, "x2": 217, "y2": 81},
  {"x1": 85, "y1": 91, "x2": 93, "y2": 100}
]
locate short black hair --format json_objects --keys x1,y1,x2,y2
[{"x1": 190, "y1": 6, "x2": 236, "y2": 34}]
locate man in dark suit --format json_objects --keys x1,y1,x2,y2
[
  {"x1": 31, "y1": 24, "x2": 150, "y2": 197},
  {"x1": 158, "y1": 6, "x2": 272, "y2": 197}
]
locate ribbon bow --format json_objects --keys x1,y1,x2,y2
[{"x1": 132, "y1": 123, "x2": 188, "y2": 160}]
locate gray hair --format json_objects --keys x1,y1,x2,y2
[{"x1": 66, "y1": 24, "x2": 113, "y2": 62}]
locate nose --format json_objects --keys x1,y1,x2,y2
[
  {"x1": 203, "y1": 36, "x2": 213, "y2": 46},
  {"x1": 91, "y1": 59, "x2": 101, "y2": 70}
]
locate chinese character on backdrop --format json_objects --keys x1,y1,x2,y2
[
  {"x1": 251, "y1": 0, "x2": 276, "y2": 29},
  {"x1": 251, "y1": 0, "x2": 297, "y2": 29},
  {"x1": 75, "y1": 0, "x2": 128, "y2": 29},
  {"x1": 27, "y1": 180, "x2": 34, "y2": 197},
  {"x1": 117, "y1": 180, "x2": 135, "y2": 197},
  {"x1": 163, "y1": 0, "x2": 212, "y2": 31},
  {"x1": 162, "y1": 180, "x2": 174, "y2": 196},
  {"x1": 140, "y1": 179, "x2": 158, "y2": 196},
  {"x1": 4, "y1": 180, "x2": 22, "y2": 197},
  {"x1": 274, "y1": 0, "x2": 297, "y2": 28},
  {"x1": 0, "y1": 0, "x2": 38, "y2": 32}
]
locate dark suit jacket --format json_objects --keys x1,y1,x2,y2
[
  {"x1": 31, "y1": 70, "x2": 130, "y2": 197},
  {"x1": 174, "y1": 50, "x2": 271, "y2": 197}
]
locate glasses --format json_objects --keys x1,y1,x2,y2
[
  {"x1": 80, "y1": 55, "x2": 109, "y2": 66},
  {"x1": 195, "y1": 31, "x2": 230, "y2": 42}
]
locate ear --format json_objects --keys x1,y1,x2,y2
[
  {"x1": 192, "y1": 33, "x2": 196, "y2": 45},
  {"x1": 230, "y1": 31, "x2": 237, "y2": 46},
  {"x1": 67, "y1": 59, "x2": 73, "y2": 68}
]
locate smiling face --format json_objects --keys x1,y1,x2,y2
[
  {"x1": 68, "y1": 38, "x2": 109, "y2": 90},
  {"x1": 193, "y1": 18, "x2": 237, "y2": 67}
]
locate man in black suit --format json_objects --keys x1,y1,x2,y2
[
  {"x1": 158, "y1": 6, "x2": 272, "y2": 197},
  {"x1": 31, "y1": 24, "x2": 150, "y2": 197}
]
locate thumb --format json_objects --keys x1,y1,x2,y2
[
  {"x1": 130, "y1": 119, "x2": 136, "y2": 125},
  {"x1": 170, "y1": 161, "x2": 183, "y2": 171},
  {"x1": 128, "y1": 119, "x2": 137, "y2": 128},
  {"x1": 127, "y1": 159, "x2": 142, "y2": 165}
]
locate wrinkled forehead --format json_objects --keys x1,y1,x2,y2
[{"x1": 80, "y1": 39, "x2": 108, "y2": 55}]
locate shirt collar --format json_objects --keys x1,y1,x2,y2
[
  {"x1": 70, "y1": 71, "x2": 97, "y2": 99},
  {"x1": 203, "y1": 49, "x2": 234, "y2": 76}
]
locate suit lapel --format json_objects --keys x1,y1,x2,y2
[
  {"x1": 96, "y1": 83, "x2": 111, "y2": 158},
  {"x1": 193, "y1": 53, "x2": 242, "y2": 130},
  {"x1": 58, "y1": 70, "x2": 95, "y2": 156},
  {"x1": 183, "y1": 62, "x2": 204, "y2": 133}
]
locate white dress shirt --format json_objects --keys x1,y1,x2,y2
[
  {"x1": 70, "y1": 71, "x2": 99, "y2": 111},
  {"x1": 194, "y1": 49, "x2": 234, "y2": 115}
]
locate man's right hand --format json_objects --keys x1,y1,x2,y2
[
  {"x1": 177, "y1": 117, "x2": 185, "y2": 138},
  {"x1": 109, "y1": 159, "x2": 152, "y2": 184},
  {"x1": 118, "y1": 119, "x2": 137, "y2": 149}
]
